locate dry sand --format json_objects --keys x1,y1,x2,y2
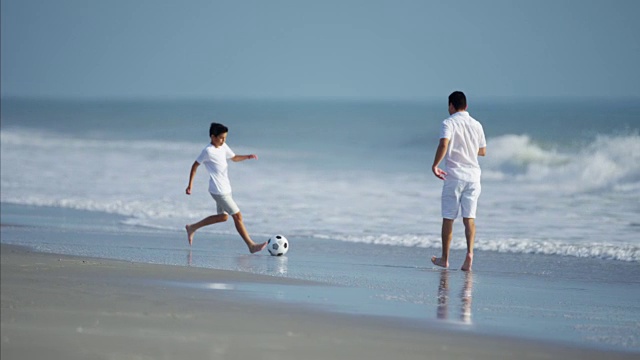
[{"x1": 1, "y1": 244, "x2": 635, "y2": 360}]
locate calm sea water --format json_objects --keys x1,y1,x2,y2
[{"x1": 2, "y1": 98, "x2": 638, "y2": 261}]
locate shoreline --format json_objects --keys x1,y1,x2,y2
[
  {"x1": 2, "y1": 243, "x2": 637, "y2": 359},
  {"x1": 2, "y1": 203, "x2": 639, "y2": 354}
]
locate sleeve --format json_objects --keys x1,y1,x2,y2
[
  {"x1": 440, "y1": 120, "x2": 452, "y2": 139},
  {"x1": 224, "y1": 144, "x2": 236, "y2": 159},
  {"x1": 478, "y1": 123, "x2": 487, "y2": 148},
  {"x1": 195, "y1": 148, "x2": 207, "y2": 164}
]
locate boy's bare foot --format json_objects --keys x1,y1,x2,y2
[
  {"x1": 431, "y1": 256, "x2": 449, "y2": 268},
  {"x1": 185, "y1": 225, "x2": 195, "y2": 246},
  {"x1": 461, "y1": 253, "x2": 473, "y2": 271},
  {"x1": 249, "y1": 241, "x2": 268, "y2": 254}
]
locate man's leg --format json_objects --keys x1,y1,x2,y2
[
  {"x1": 460, "y1": 181, "x2": 480, "y2": 271},
  {"x1": 432, "y1": 218, "x2": 454, "y2": 268},
  {"x1": 185, "y1": 213, "x2": 229, "y2": 245},
  {"x1": 231, "y1": 212, "x2": 267, "y2": 253},
  {"x1": 461, "y1": 217, "x2": 475, "y2": 271}
]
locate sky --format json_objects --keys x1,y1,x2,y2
[{"x1": 2, "y1": 0, "x2": 639, "y2": 100}]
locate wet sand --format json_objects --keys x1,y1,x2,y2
[{"x1": 1, "y1": 244, "x2": 636, "y2": 360}]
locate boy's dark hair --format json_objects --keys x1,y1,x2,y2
[
  {"x1": 448, "y1": 91, "x2": 467, "y2": 111},
  {"x1": 209, "y1": 122, "x2": 229, "y2": 137}
]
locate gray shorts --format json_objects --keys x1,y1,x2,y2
[{"x1": 210, "y1": 193, "x2": 240, "y2": 215}]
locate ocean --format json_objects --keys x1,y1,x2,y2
[
  {"x1": 2, "y1": 98, "x2": 639, "y2": 259},
  {"x1": 1, "y1": 97, "x2": 639, "y2": 351}
]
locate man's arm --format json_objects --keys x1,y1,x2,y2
[
  {"x1": 478, "y1": 147, "x2": 486, "y2": 156},
  {"x1": 432, "y1": 138, "x2": 449, "y2": 180},
  {"x1": 185, "y1": 161, "x2": 200, "y2": 195},
  {"x1": 231, "y1": 154, "x2": 258, "y2": 162}
]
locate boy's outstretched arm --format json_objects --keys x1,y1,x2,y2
[
  {"x1": 231, "y1": 154, "x2": 258, "y2": 162},
  {"x1": 185, "y1": 161, "x2": 200, "y2": 195}
]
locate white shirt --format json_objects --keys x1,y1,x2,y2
[
  {"x1": 440, "y1": 111, "x2": 486, "y2": 182},
  {"x1": 196, "y1": 143, "x2": 236, "y2": 195}
]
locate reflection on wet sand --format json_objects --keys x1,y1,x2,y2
[
  {"x1": 437, "y1": 270, "x2": 473, "y2": 324},
  {"x1": 184, "y1": 249, "x2": 289, "y2": 275},
  {"x1": 267, "y1": 256, "x2": 288, "y2": 275}
]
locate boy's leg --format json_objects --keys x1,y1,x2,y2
[
  {"x1": 461, "y1": 217, "x2": 475, "y2": 271},
  {"x1": 432, "y1": 218, "x2": 454, "y2": 268},
  {"x1": 230, "y1": 212, "x2": 267, "y2": 253},
  {"x1": 185, "y1": 214, "x2": 229, "y2": 245}
]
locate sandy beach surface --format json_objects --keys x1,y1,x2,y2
[{"x1": 1, "y1": 243, "x2": 635, "y2": 360}]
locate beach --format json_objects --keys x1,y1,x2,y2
[
  {"x1": 1, "y1": 242, "x2": 636, "y2": 360},
  {"x1": 2, "y1": 202, "x2": 639, "y2": 359},
  {"x1": 1, "y1": 98, "x2": 639, "y2": 357}
]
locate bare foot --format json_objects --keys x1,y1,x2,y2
[
  {"x1": 461, "y1": 253, "x2": 473, "y2": 271},
  {"x1": 185, "y1": 225, "x2": 195, "y2": 246},
  {"x1": 249, "y1": 241, "x2": 268, "y2": 254},
  {"x1": 431, "y1": 256, "x2": 449, "y2": 268}
]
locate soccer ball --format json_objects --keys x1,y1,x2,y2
[{"x1": 267, "y1": 235, "x2": 289, "y2": 256}]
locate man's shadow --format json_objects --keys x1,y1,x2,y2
[{"x1": 437, "y1": 270, "x2": 473, "y2": 324}]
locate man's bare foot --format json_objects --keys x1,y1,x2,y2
[
  {"x1": 461, "y1": 253, "x2": 473, "y2": 271},
  {"x1": 185, "y1": 225, "x2": 195, "y2": 246},
  {"x1": 431, "y1": 256, "x2": 449, "y2": 268},
  {"x1": 249, "y1": 241, "x2": 268, "y2": 254}
]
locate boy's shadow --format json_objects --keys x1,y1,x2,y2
[{"x1": 437, "y1": 270, "x2": 473, "y2": 324}]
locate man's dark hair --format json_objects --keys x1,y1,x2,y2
[
  {"x1": 209, "y1": 122, "x2": 229, "y2": 137},
  {"x1": 448, "y1": 91, "x2": 467, "y2": 111}
]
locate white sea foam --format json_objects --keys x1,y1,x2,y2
[
  {"x1": 326, "y1": 234, "x2": 639, "y2": 262},
  {"x1": 482, "y1": 133, "x2": 640, "y2": 191},
  {"x1": 1, "y1": 129, "x2": 638, "y2": 261}
]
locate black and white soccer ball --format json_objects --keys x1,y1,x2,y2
[{"x1": 267, "y1": 235, "x2": 289, "y2": 256}]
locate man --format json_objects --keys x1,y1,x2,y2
[{"x1": 431, "y1": 91, "x2": 486, "y2": 271}]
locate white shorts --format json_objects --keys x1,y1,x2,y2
[
  {"x1": 210, "y1": 193, "x2": 240, "y2": 215},
  {"x1": 441, "y1": 180, "x2": 481, "y2": 219}
]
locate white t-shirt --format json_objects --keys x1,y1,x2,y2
[
  {"x1": 196, "y1": 143, "x2": 236, "y2": 195},
  {"x1": 440, "y1": 111, "x2": 486, "y2": 182}
]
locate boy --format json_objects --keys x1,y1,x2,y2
[
  {"x1": 185, "y1": 122, "x2": 267, "y2": 253},
  {"x1": 431, "y1": 91, "x2": 486, "y2": 271}
]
